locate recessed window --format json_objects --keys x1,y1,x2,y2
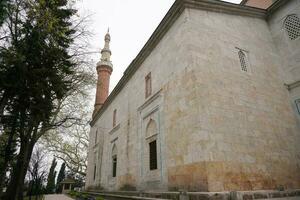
[
  {"x1": 112, "y1": 155, "x2": 117, "y2": 177},
  {"x1": 145, "y1": 73, "x2": 152, "y2": 98},
  {"x1": 113, "y1": 109, "x2": 117, "y2": 127},
  {"x1": 149, "y1": 140, "x2": 157, "y2": 170},
  {"x1": 93, "y1": 165, "x2": 96, "y2": 180},
  {"x1": 295, "y1": 99, "x2": 300, "y2": 115},
  {"x1": 112, "y1": 145, "x2": 117, "y2": 177},
  {"x1": 284, "y1": 14, "x2": 300, "y2": 40},
  {"x1": 95, "y1": 130, "x2": 98, "y2": 145},
  {"x1": 238, "y1": 50, "x2": 248, "y2": 72}
]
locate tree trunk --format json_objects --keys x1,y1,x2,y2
[
  {"x1": 0, "y1": 91, "x2": 8, "y2": 117},
  {"x1": 4, "y1": 137, "x2": 34, "y2": 200},
  {"x1": 0, "y1": 129, "x2": 16, "y2": 196}
]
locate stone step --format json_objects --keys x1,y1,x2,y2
[{"x1": 82, "y1": 191, "x2": 172, "y2": 200}]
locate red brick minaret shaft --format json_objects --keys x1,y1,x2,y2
[{"x1": 93, "y1": 30, "x2": 113, "y2": 117}]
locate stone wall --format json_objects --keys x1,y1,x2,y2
[
  {"x1": 267, "y1": 0, "x2": 300, "y2": 125},
  {"x1": 164, "y1": 7, "x2": 300, "y2": 192},
  {"x1": 86, "y1": 3, "x2": 300, "y2": 192}
]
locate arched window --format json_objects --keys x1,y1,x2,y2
[
  {"x1": 111, "y1": 144, "x2": 117, "y2": 177},
  {"x1": 238, "y1": 50, "x2": 248, "y2": 72},
  {"x1": 146, "y1": 119, "x2": 158, "y2": 170},
  {"x1": 284, "y1": 14, "x2": 300, "y2": 40}
]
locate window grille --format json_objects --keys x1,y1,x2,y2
[
  {"x1": 112, "y1": 155, "x2": 117, "y2": 177},
  {"x1": 238, "y1": 50, "x2": 248, "y2": 72},
  {"x1": 149, "y1": 140, "x2": 157, "y2": 170},
  {"x1": 284, "y1": 15, "x2": 300, "y2": 40},
  {"x1": 145, "y1": 73, "x2": 152, "y2": 98}
]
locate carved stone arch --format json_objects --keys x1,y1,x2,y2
[{"x1": 146, "y1": 118, "x2": 157, "y2": 138}]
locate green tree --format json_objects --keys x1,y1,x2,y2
[
  {"x1": 0, "y1": 0, "x2": 10, "y2": 25},
  {"x1": 56, "y1": 162, "x2": 65, "y2": 193},
  {"x1": 46, "y1": 158, "x2": 57, "y2": 194},
  {"x1": 0, "y1": 131, "x2": 17, "y2": 196},
  {"x1": 0, "y1": 0, "x2": 91, "y2": 199}
]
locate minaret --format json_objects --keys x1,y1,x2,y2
[{"x1": 93, "y1": 30, "x2": 113, "y2": 117}]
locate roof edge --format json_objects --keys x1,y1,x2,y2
[
  {"x1": 90, "y1": 0, "x2": 184, "y2": 126},
  {"x1": 184, "y1": 0, "x2": 266, "y2": 18},
  {"x1": 240, "y1": 0, "x2": 248, "y2": 5},
  {"x1": 90, "y1": 0, "x2": 267, "y2": 126},
  {"x1": 266, "y1": 0, "x2": 289, "y2": 17}
]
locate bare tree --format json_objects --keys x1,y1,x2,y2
[
  {"x1": 42, "y1": 106, "x2": 90, "y2": 177},
  {"x1": 26, "y1": 147, "x2": 47, "y2": 200}
]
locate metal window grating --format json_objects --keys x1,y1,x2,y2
[
  {"x1": 284, "y1": 15, "x2": 300, "y2": 40},
  {"x1": 238, "y1": 50, "x2": 248, "y2": 72}
]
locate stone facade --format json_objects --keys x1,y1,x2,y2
[
  {"x1": 267, "y1": 0, "x2": 300, "y2": 126},
  {"x1": 86, "y1": 0, "x2": 300, "y2": 193}
]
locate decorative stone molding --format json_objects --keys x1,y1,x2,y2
[
  {"x1": 285, "y1": 80, "x2": 300, "y2": 91},
  {"x1": 109, "y1": 123, "x2": 120, "y2": 135}
]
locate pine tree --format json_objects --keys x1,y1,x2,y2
[
  {"x1": 46, "y1": 159, "x2": 57, "y2": 194},
  {"x1": 0, "y1": 0, "x2": 9, "y2": 25},
  {"x1": 56, "y1": 162, "x2": 65, "y2": 193},
  {"x1": 0, "y1": 0, "x2": 81, "y2": 199}
]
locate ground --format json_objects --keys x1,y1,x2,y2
[{"x1": 44, "y1": 194, "x2": 73, "y2": 200}]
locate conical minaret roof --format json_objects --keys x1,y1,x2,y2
[{"x1": 97, "y1": 29, "x2": 113, "y2": 70}]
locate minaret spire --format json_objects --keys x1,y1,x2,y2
[{"x1": 93, "y1": 30, "x2": 113, "y2": 117}]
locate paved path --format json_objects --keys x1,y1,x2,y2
[
  {"x1": 44, "y1": 194, "x2": 73, "y2": 200},
  {"x1": 262, "y1": 198, "x2": 300, "y2": 200}
]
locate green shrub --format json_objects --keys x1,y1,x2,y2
[{"x1": 96, "y1": 197, "x2": 104, "y2": 200}]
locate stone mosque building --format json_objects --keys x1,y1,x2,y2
[{"x1": 86, "y1": 0, "x2": 300, "y2": 193}]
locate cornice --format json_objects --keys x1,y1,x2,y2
[
  {"x1": 90, "y1": 0, "x2": 184, "y2": 126},
  {"x1": 266, "y1": 0, "x2": 289, "y2": 17},
  {"x1": 240, "y1": 0, "x2": 248, "y2": 5},
  {"x1": 285, "y1": 80, "x2": 300, "y2": 91},
  {"x1": 184, "y1": 0, "x2": 266, "y2": 18},
  {"x1": 90, "y1": 0, "x2": 267, "y2": 126}
]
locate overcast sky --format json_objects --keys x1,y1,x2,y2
[{"x1": 76, "y1": 0, "x2": 242, "y2": 93}]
